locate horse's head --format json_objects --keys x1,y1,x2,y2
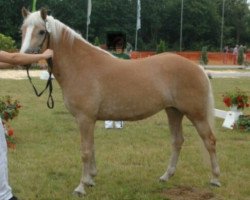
[{"x1": 20, "y1": 7, "x2": 51, "y2": 53}]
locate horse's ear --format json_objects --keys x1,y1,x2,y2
[
  {"x1": 22, "y1": 7, "x2": 30, "y2": 18},
  {"x1": 40, "y1": 7, "x2": 47, "y2": 20}
]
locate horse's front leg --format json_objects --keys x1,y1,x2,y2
[
  {"x1": 73, "y1": 116, "x2": 96, "y2": 196},
  {"x1": 160, "y1": 108, "x2": 184, "y2": 182}
]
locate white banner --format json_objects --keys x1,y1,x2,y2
[
  {"x1": 87, "y1": 0, "x2": 92, "y2": 25},
  {"x1": 136, "y1": 0, "x2": 141, "y2": 30}
]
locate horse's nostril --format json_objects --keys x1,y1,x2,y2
[
  {"x1": 24, "y1": 49, "x2": 33, "y2": 54},
  {"x1": 25, "y1": 48, "x2": 40, "y2": 54}
]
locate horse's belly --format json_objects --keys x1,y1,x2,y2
[
  {"x1": 97, "y1": 108, "x2": 161, "y2": 121},
  {"x1": 97, "y1": 97, "x2": 167, "y2": 121}
]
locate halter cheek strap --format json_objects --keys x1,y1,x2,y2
[{"x1": 26, "y1": 20, "x2": 54, "y2": 109}]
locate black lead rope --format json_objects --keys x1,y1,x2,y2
[
  {"x1": 26, "y1": 21, "x2": 54, "y2": 109},
  {"x1": 26, "y1": 57, "x2": 54, "y2": 109}
]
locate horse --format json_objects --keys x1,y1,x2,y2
[{"x1": 20, "y1": 8, "x2": 221, "y2": 196}]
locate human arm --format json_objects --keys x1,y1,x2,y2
[
  {"x1": 0, "y1": 49, "x2": 53, "y2": 67},
  {"x1": 0, "y1": 62, "x2": 13, "y2": 69}
]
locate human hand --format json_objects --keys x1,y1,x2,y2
[{"x1": 43, "y1": 49, "x2": 53, "y2": 59}]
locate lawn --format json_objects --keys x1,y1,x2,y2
[{"x1": 0, "y1": 76, "x2": 250, "y2": 200}]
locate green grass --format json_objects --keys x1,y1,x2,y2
[{"x1": 0, "y1": 77, "x2": 250, "y2": 200}]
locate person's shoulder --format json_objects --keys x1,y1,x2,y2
[
  {"x1": 121, "y1": 53, "x2": 130, "y2": 59},
  {"x1": 112, "y1": 51, "x2": 131, "y2": 59}
]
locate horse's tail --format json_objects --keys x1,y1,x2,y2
[{"x1": 207, "y1": 82, "x2": 215, "y2": 134}]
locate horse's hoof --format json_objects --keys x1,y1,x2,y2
[
  {"x1": 84, "y1": 178, "x2": 95, "y2": 187},
  {"x1": 73, "y1": 184, "x2": 86, "y2": 197},
  {"x1": 210, "y1": 178, "x2": 221, "y2": 187},
  {"x1": 73, "y1": 190, "x2": 85, "y2": 197},
  {"x1": 159, "y1": 175, "x2": 168, "y2": 182}
]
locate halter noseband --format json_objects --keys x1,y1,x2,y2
[{"x1": 26, "y1": 19, "x2": 54, "y2": 109}]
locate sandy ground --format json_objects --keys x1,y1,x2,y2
[
  {"x1": 0, "y1": 70, "x2": 42, "y2": 80},
  {"x1": 0, "y1": 69, "x2": 250, "y2": 80}
]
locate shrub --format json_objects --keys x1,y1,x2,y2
[
  {"x1": 0, "y1": 33, "x2": 16, "y2": 51},
  {"x1": 237, "y1": 115, "x2": 250, "y2": 131},
  {"x1": 94, "y1": 36, "x2": 100, "y2": 46},
  {"x1": 200, "y1": 46, "x2": 208, "y2": 65},
  {"x1": 156, "y1": 40, "x2": 167, "y2": 54},
  {"x1": 237, "y1": 46, "x2": 244, "y2": 65}
]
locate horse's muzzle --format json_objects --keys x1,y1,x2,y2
[{"x1": 24, "y1": 47, "x2": 41, "y2": 54}]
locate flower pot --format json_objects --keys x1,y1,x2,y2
[{"x1": 230, "y1": 105, "x2": 239, "y2": 112}]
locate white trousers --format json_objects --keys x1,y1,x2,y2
[
  {"x1": 104, "y1": 121, "x2": 124, "y2": 129},
  {"x1": 0, "y1": 118, "x2": 13, "y2": 200}
]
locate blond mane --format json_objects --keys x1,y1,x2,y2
[{"x1": 22, "y1": 10, "x2": 113, "y2": 57}]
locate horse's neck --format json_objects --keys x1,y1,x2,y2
[{"x1": 49, "y1": 30, "x2": 110, "y2": 85}]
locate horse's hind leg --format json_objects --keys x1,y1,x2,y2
[
  {"x1": 192, "y1": 119, "x2": 221, "y2": 186},
  {"x1": 73, "y1": 116, "x2": 96, "y2": 196},
  {"x1": 160, "y1": 108, "x2": 184, "y2": 182}
]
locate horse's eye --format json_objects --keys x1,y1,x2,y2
[{"x1": 39, "y1": 30, "x2": 46, "y2": 35}]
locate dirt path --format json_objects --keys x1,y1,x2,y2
[
  {"x1": 0, "y1": 70, "x2": 42, "y2": 80},
  {"x1": 161, "y1": 186, "x2": 219, "y2": 200},
  {"x1": 1, "y1": 69, "x2": 250, "y2": 80}
]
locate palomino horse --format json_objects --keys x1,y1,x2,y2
[{"x1": 20, "y1": 8, "x2": 221, "y2": 196}]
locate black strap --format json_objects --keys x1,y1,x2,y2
[
  {"x1": 25, "y1": 20, "x2": 55, "y2": 109},
  {"x1": 26, "y1": 57, "x2": 54, "y2": 109}
]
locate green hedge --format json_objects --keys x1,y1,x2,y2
[{"x1": 0, "y1": 33, "x2": 16, "y2": 51}]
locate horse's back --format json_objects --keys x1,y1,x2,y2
[{"x1": 95, "y1": 52, "x2": 211, "y2": 120}]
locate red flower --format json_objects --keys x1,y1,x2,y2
[
  {"x1": 223, "y1": 97, "x2": 232, "y2": 107},
  {"x1": 7, "y1": 141, "x2": 16, "y2": 149},
  {"x1": 8, "y1": 128, "x2": 14, "y2": 136},
  {"x1": 223, "y1": 89, "x2": 249, "y2": 110},
  {"x1": 238, "y1": 102, "x2": 244, "y2": 109},
  {"x1": 1, "y1": 96, "x2": 21, "y2": 149},
  {"x1": 237, "y1": 96, "x2": 243, "y2": 102}
]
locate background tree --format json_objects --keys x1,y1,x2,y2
[{"x1": 0, "y1": 0, "x2": 250, "y2": 51}]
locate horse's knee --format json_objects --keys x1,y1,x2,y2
[
  {"x1": 209, "y1": 133, "x2": 216, "y2": 146},
  {"x1": 81, "y1": 150, "x2": 92, "y2": 162},
  {"x1": 172, "y1": 136, "x2": 184, "y2": 150},
  {"x1": 203, "y1": 133, "x2": 217, "y2": 153}
]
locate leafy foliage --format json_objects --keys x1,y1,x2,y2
[
  {"x1": 200, "y1": 46, "x2": 208, "y2": 65},
  {"x1": 156, "y1": 40, "x2": 167, "y2": 54},
  {"x1": 237, "y1": 115, "x2": 250, "y2": 131},
  {"x1": 0, "y1": 96, "x2": 21, "y2": 149},
  {"x1": 0, "y1": 0, "x2": 250, "y2": 51},
  {"x1": 237, "y1": 45, "x2": 245, "y2": 65},
  {"x1": 94, "y1": 36, "x2": 100, "y2": 46},
  {"x1": 0, "y1": 33, "x2": 16, "y2": 51},
  {"x1": 0, "y1": 96, "x2": 21, "y2": 121}
]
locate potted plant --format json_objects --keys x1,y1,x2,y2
[
  {"x1": 222, "y1": 88, "x2": 249, "y2": 111},
  {"x1": 236, "y1": 115, "x2": 250, "y2": 131},
  {"x1": 0, "y1": 96, "x2": 21, "y2": 148}
]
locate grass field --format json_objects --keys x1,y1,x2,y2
[{"x1": 0, "y1": 77, "x2": 250, "y2": 200}]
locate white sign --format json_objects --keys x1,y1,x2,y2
[{"x1": 222, "y1": 111, "x2": 242, "y2": 129}]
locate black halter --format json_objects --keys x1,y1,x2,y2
[{"x1": 26, "y1": 21, "x2": 54, "y2": 109}]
